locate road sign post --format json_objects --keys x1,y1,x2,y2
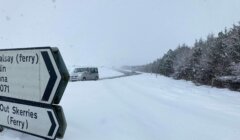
[{"x1": 0, "y1": 47, "x2": 69, "y2": 140}]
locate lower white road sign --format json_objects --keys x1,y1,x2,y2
[{"x1": 0, "y1": 100, "x2": 60, "y2": 140}]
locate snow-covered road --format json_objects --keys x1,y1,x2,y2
[{"x1": 1, "y1": 68, "x2": 240, "y2": 140}]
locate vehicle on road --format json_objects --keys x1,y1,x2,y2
[{"x1": 70, "y1": 67, "x2": 99, "y2": 81}]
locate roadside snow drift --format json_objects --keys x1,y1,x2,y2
[
  {"x1": 98, "y1": 67, "x2": 123, "y2": 79},
  {"x1": 1, "y1": 69, "x2": 240, "y2": 140}
]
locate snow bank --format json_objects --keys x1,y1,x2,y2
[{"x1": 98, "y1": 67, "x2": 123, "y2": 79}]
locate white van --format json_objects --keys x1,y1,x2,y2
[{"x1": 70, "y1": 67, "x2": 99, "y2": 81}]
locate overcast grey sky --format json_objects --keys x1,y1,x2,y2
[{"x1": 0, "y1": 0, "x2": 240, "y2": 67}]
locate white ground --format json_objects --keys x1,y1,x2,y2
[
  {"x1": 1, "y1": 69, "x2": 240, "y2": 140},
  {"x1": 98, "y1": 67, "x2": 123, "y2": 79}
]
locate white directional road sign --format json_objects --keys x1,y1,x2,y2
[
  {"x1": 0, "y1": 100, "x2": 59, "y2": 140},
  {"x1": 0, "y1": 47, "x2": 68, "y2": 139},
  {"x1": 0, "y1": 47, "x2": 68, "y2": 104}
]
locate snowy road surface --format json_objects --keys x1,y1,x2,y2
[{"x1": 1, "y1": 68, "x2": 240, "y2": 140}]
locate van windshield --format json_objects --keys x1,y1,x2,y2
[{"x1": 73, "y1": 68, "x2": 87, "y2": 73}]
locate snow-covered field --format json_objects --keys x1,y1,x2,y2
[{"x1": 1, "y1": 69, "x2": 240, "y2": 140}]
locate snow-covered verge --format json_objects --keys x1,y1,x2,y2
[
  {"x1": 1, "y1": 71, "x2": 240, "y2": 140},
  {"x1": 98, "y1": 67, "x2": 123, "y2": 79}
]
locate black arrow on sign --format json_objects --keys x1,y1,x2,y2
[
  {"x1": 47, "y1": 111, "x2": 57, "y2": 137},
  {"x1": 41, "y1": 51, "x2": 58, "y2": 102}
]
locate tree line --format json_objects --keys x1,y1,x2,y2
[{"x1": 126, "y1": 23, "x2": 240, "y2": 91}]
